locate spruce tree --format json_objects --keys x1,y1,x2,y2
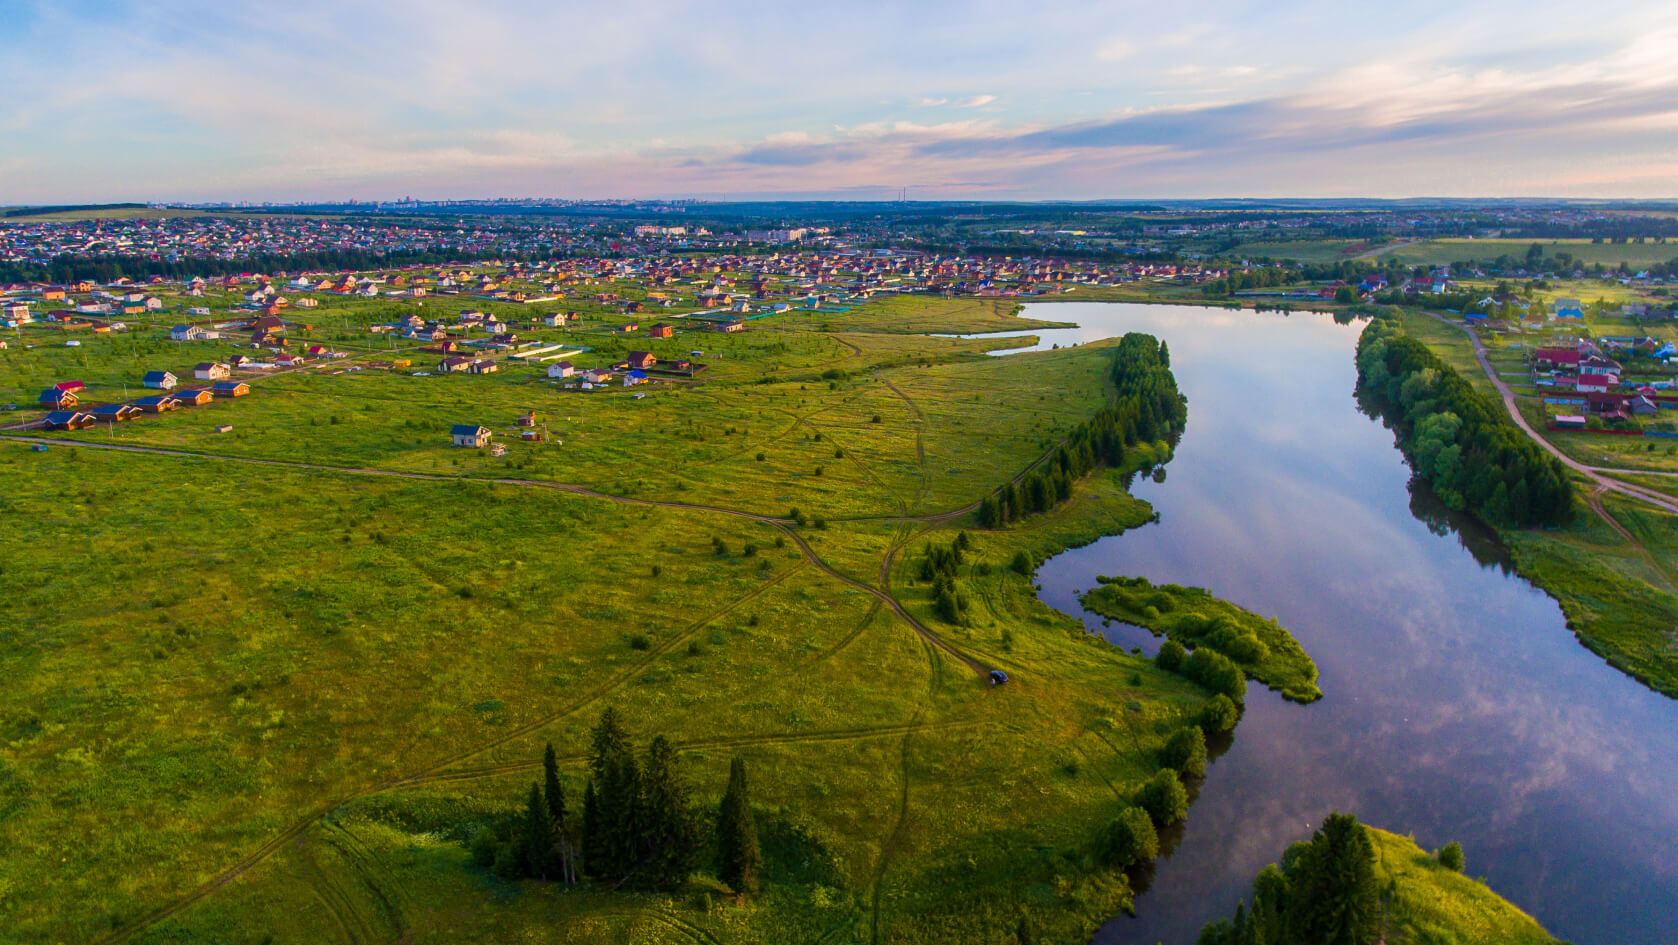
[
  {"x1": 587, "y1": 708, "x2": 642, "y2": 882},
  {"x1": 639, "y1": 735, "x2": 699, "y2": 889},
  {"x1": 521, "y1": 783, "x2": 556, "y2": 879},
  {"x1": 1291, "y1": 812, "x2": 1380, "y2": 945},
  {"x1": 543, "y1": 742, "x2": 572, "y2": 882},
  {"x1": 715, "y1": 757, "x2": 762, "y2": 895}
]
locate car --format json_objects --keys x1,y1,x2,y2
[{"x1": 989, "y1": 670, "x2": 1009, "y2": 686}]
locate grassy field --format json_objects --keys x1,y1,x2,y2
[
  {"x1": 1368, "y1": 828, "x2": 1557, "y2": 945},
  {"x1": 1359, "y1": 238, "x2": 1678, "y2": 269},
  {"x1": 0, "y1": 291, "x2": 1259, "y2": 945}
]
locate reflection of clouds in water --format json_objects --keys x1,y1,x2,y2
[{"x1": 1038, "y1": 304, "x2": 1678, "y2": 945}]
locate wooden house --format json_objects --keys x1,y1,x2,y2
[{"x1": 450, "y1": 424, "x2": 492, "y2": 448}]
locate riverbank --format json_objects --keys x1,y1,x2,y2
[{"x1": 1358, "y1": 313, "x2": 1678, "y2": 699}]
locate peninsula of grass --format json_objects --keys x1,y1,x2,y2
[
  {"x1": 1079, "y1": 576, "x2": 1323, "y2": 703},
  {"x1": 1199, "y1": 816, "x2": 1556, "y2": 945}
]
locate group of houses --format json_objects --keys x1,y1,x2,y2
[
  {"x1": 1534, "y1": 339, "x2": 1677, "y2": 426},
  {"x1": 38, "y1": 374, "x2": 250, "y2": 430}
]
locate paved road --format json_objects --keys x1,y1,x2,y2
[{"x1": 1424, "y1": 312, "x2": 1678, "y2": 515}]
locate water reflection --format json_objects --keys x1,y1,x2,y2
[{"x1": 1009, "y1": 303, "x2": 1678, "y2": 945}]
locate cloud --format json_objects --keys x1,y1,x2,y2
[
  {"x1": 912, "y1": 97, "x2": 949, "y2": 107},
  {"x1": 957, "y1": 94, "x2": 998, "y2": 108},
  {"x1": 1097, "y1": 37, "x2": 1134, "y2": 62}
]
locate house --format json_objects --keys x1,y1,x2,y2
[
  {"x1": 171, "y1": 324, "x2": 210, "y2": 341},
  {"x1": 1579, "y1": 356, "x2": 1622, "y2": 377},
  {"x1": 439, "y1": 356, "x2": 473, "y2": 373},
  {"x1": 54, "y1": 380, "x2": 85, "y2": 393},
  {"x1": 623, "y1": 370, "x2": 647, "y2": 387},
  {"x1": 1534, "y1": 348, "x2": 1581, "y2": 371},
  {"x1": 39, "y1": 388, "x2": 78, "y2": 408},
  {"x1": 519, "y1": 429, "x2": 544, "y2": 442},
  {"x1": 583, "y1": 368, "x2": 614, "y2": 384},
  {"x1": 517, "y1": 411, "x2": 538, "y2": 427},
  {"x1": 174, "y1": 389, "x2": 214, "y2": 407},
  {"x1": 468, "y1": 359, "x2": 499, "y2": 374},
  {"x1": 132, "y1": 394, "x2": 180, "y2": 413},
  {"x1": 450, "y1": 424, "x2": 492, "y2": 448},
  {"x1": 547, "y1": 361, "x2": 576, "y2": 378},
  {"x1": 624, "y1": 351, "x2": 657, "y2": 370},
  {"x1": 211, "y1": 381, "x2": 251, "y2": 397},
  {"x1": 1576, "y1": 374, "x2": 1616, "y2": 393},
  {"x1": 274, "y1": 354, "x2": 306, "y2": 367},
  {"x1": 42, "y1": 410, "x2": 94, "y2": 430},
  {"x1": 714, "y1": 319, "x2": 746, "y2": 333},
  {"x1": 194, "y1": 362, "x2": 231, "y2": 381},
  {"x1": 228, "y1": 354, "x2": 253, "y2": 368},
  {"x1": 89, "y1": 403, "x2": 140, "y2": 422},
  {"x1": 294, "y1": 297, "x2": 319, "y2": 308},
  {"x1": 648, "y1": 323, "x2": 674, "y2": 339}
]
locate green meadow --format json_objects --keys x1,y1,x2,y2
[{"x1": 1, "y1": 291, "x2": 1236, "y2": 945}]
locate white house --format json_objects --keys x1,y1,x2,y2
[
  {"x1": 143, "y1": 370, "x2": 178, "y2": 390},
  {"x1": 171, "y1": 324, "x2": 209, "y2": 341},
  {"x1": 547, "y1": 361, "x2": 576, "y2": 378}
]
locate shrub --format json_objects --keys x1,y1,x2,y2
[
  {"x1": 1010, "y1": 550, "x2": 1033, "y2": 575},
  {"x1": 1098, "y1": 805, "x2": 1160, "y2": 867},
  {"x1": 1135, "y1": 768, "x2": 1189, "y2": 827},
  {"x1": 1185, "y1": 646, "x2": 1247, "y2": 702},
  {"x1": 1438, "y1": 841, "x2": 1465, "y2": 872},
  {"x1": 629, "y1": 634, "x2": 652, "y2": 651},
  {"x1": 1161, "y1": 726, "x2": 1208, "y2": 778},
  {"x1": 1196, "y1": 694, "x2": 1240, "y2": 733},
  {"x1": 1156, "y1": 639, "x2": 1187, "y2": 673}
]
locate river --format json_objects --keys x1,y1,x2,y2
[{"x1": 986, "y1": 302, "x2": 1678, "y2": 945}]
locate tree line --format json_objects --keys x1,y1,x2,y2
[
  {"x1": 469, "y1": 709, "x2": 761, "y2": 896},
  {"x1": 977, "y1": 333, "x2": 1187, "y2": 528},
  {"x1": 1356, "y1": 318, "x2": 1573, "y2": 527}
]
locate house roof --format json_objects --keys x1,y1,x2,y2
[
  {"x1": 143, "y1": 370, "x2": 174, "y2": 381},
  {"x1": 451, "y1": 424, "x2": 490, "y2": 437}
]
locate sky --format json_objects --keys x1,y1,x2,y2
[{"x1": 3, "y1": 0, "x2": 1677, "y2": 202}]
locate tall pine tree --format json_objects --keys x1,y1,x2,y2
[
  {"x1": 520, "y1": 783, "x2": 556, "y2": 880},
  {"x1": 585, "y1": 708, "x2": 643, "y2": 883},
  {"x1": 638, "y1": 735, "x2": 699, "y2": 889},
  {"x1": 714, "y1": 757, "x2": 762, "y2": 895},
  {"x1": 543, "y1": 742, "x2": 573, "y2": 883}
]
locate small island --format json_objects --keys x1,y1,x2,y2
[{"x1": 1081, "y1": 575, "x2": 1322, "y2": 703}]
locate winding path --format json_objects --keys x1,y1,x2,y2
[{"x1": 1422, "y1": 312, "x2": 1678, "y2": 515}]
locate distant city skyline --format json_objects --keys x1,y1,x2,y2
[{"x1": 4, "y1": 0, "x2": 1677, "y2": 202}]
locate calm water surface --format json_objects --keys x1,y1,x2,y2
[{"x1": 989, "y1": 303, "x2": 1678, "y2": 945}]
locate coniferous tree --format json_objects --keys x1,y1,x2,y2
[
  {"x1": 1290, "y1": 812, "x2": 1381, "y2": 945},
  {"x1": 581, "y1": 779, "x2": 602, "y2": 877},
  {"x1": 586, "y1": 708, "x2": 643, "y2": 882},
  {"x1": 715, "y1": 757, "x2": 762, "y2": 895},
  {"x1": 521, "y1": 783, "x2": 557, "y2": 879},
  {"x1": 543, "y1": 742, "x2": 574, "y2": 882},
  {"x1": 638, "y1": 735, "x2": 699, "y2": 889}
]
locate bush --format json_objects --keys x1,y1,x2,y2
[
  {"x1": 1438, "y1": 841, "x2": 1464, "y2": 872},
  {"x1": 1161, "y1": 726, "x2": 1208, "y2": 778},
  {"x1": 1185, "y1": 646, "x2": 1247, "y2": 702},
  {"x1": 1196, "y1": 694, "x2": 1240, "y2": 733},
  {"x1": 1098, "y1": 805, "x2": 1159, "y2": 867},
  {"x1": 1156, "y1": 639, "x2": 1187, "y2": 673},
  {"x1": 1135, "y1": 768, "x2": 1189, "y2": 827},
  {"x1": 1010, "y1": 550, "x2": 1033, "y2": 575}
]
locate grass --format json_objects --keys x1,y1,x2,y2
[
  {"x1": 0, "y1": 290, "x2": 1255, "y2": 945},
  {"x1": 1078, "y1": 576, "x2": 1323, "y2": 703},
  {"x1": 1368, "y1": 827, "x2": 1557, "y2": 945},
  {"x1": 1360, "y1": 238, "x2": 1678, "y2": 270}
]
